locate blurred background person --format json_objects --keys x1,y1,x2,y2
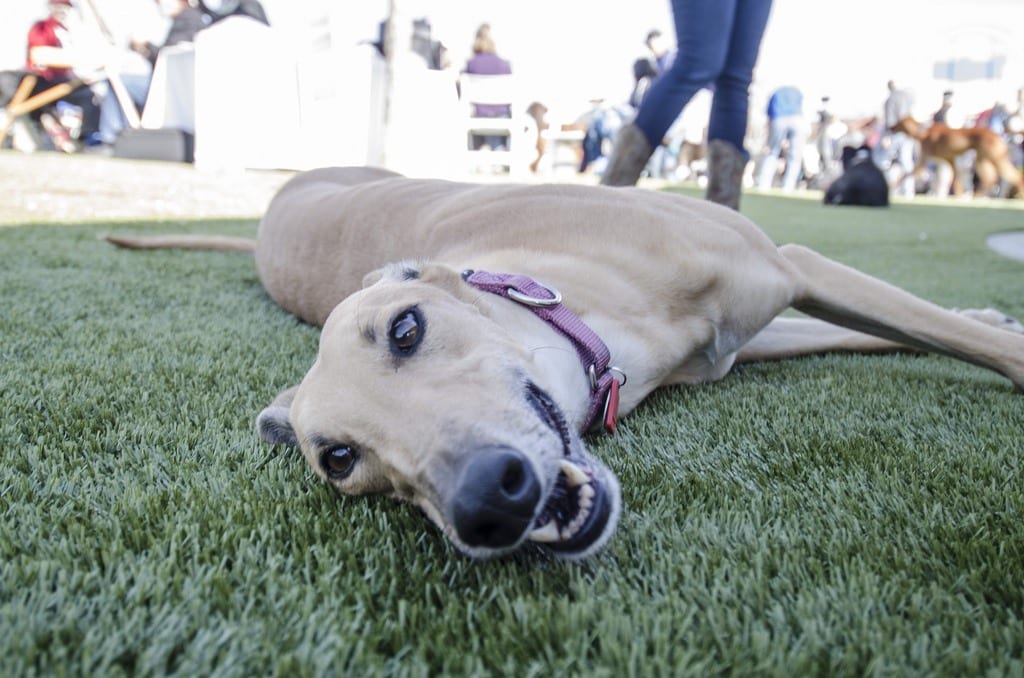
[
  {"x1": 755, "y1": 84, "x2": 806, "y2": 192},
  {"x1": 463, "y1": 23, "x2": 512, "y2": 151},
  {"x1": 24, "y1": 0, "x2": 103, "y2": 148},
  {"x1": 882, "y1": 79, "x2": 917, "y2": 198}
]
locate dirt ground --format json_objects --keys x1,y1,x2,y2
[{"x1": 0, "y1": 151, "x2": 295, "y2": 225}]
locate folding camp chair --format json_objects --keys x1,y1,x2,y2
[
  {"x1": 0, "y1": 73, "x2": 88, "y2": 150},
  {"x1": 458, "y1": 73, "x2": 536, "y2": 178},
  {"x1": 1, "y1": 0, "x2": 141, "y2": 151}
]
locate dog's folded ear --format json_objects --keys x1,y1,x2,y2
[
  {"x1": 362, "y1": 260, "x2": 424, "y2": 288},
  {"x1": 418, "y1": 263, "x2": 496, "y2": 305},
  {"x1": 417, "y1": 263, "x2": 468, "y2": 290},
  {"x1": 362, "y1": 268, "x2": 386, "y2": 288},
  {"x1": 361, "y1": 261, "x2": 476, "y2": 301},
  {"x1": 256, "y1": 385, "x2": 299, "y2": 447},
  {"x1": 257, "y1": 406, "x2": 297, "y2": 447}
]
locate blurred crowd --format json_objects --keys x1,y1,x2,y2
[
  {"x1": 3, "y1": 4, "x2": 1023, "y2": 201},
  {"x1": 1, "y1": 0, "x2": 267, "y2": 155},
  {"x1": 740, "y1": 83, "x2": 1024, "y2": 199},
  {"x1": 562, "y1": 28, "x2": 1024, "y2": 199}
]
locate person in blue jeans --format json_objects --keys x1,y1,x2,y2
[
  {"x1": 601, "y1": 0, "x2": 774, "y2": 210},
  {"x1": 755, "y1": 85, "x2": 806, "y2": 192}
]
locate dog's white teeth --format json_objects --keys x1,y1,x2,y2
[
  {"x1": 560, "y1": 460, "x2": 590, "y2": 487},
  {"x1": 580, "y1": 484, "x2": 595, "y2": 507},
  {"x1": 533, "y1": 463, "x2": 598, "y2": 544},
  {"x1": 529, "y1": 521, "x2": 561, "y2": 543},
  {"x1": 562, "y1": 506, "x2": 591, "y2": 541}
]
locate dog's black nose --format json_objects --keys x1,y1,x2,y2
[{"x1": 452, "y1": 446, "x2": 541, "y2": 549}]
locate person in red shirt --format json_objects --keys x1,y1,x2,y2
[{"x1": 25, "y1": 0, "x2": 102, "y2": 146}]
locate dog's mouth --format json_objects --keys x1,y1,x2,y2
[
  {"x1": 526, "y1": 455, "x2": 614, "y2": 554},
  {"x1": 523, "y1": 382, "x2": 620, "y2": 557}
]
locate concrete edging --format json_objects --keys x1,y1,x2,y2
[{"x1": 986, "y1": 232, "x2": 1024, "y2": 262}]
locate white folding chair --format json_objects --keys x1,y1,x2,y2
[{"x1": 458, "y1": 73, "x2": 535, "y2": 178}]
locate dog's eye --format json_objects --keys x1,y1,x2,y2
[
  {"x1": 320, "y1": 445, "x2": 359, "y2": 480},
  {"x1": 389, "y1": 308, "x2": 424, "y2": 354}
]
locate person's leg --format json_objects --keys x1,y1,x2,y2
[
  {"x1": 706, "y1": 0, "x2": 773, "y2": 153},
  {"x1": 634, "y1": 0, "x2": 738, "y2": 148},
  {"x1": 23, "y1": 77, "x2": 102, "y2": 144},
  {"x1": 25, "y1": 76, "x2": 53, "y2": 125},
  {"x1": 602, "y1": 0, "x2": 738, "y2": 186},
  {"x1": 62, "y1": 84, "x2": 102, "y2": 142},
  {"x1": 580, "y1": 122, "x2": 602, "y2": 171},
  {"x1": 781, "y1": 118, "x2": 805, "y2": 190},
  {"x1": 100, "y1": 74, "x2": 150, "y2": 145},
  {"x1": 756, "y1": 117, "x2": 784, "y2": 189},
  {"x1": 897, "y1": 133, "x2": 916, "y2": 197},
  {"x1": 99, "y1": 90, "x2": 122, "y2": 145},
  {"x1": 703, "y1": 0, "x2": 772, "y2": 208}
]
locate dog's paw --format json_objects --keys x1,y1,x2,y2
[{"x1": 954, "y1": 307, "x2": 1024, "y2": 334}]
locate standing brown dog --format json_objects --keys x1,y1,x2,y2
[{"x1": 893, "y1": 116, "x2": 1024, "y2": 198}]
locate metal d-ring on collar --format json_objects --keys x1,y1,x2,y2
[
  {"x1": 507, "y1": 284, "x2": 562, "y2": 307},
  {"x1": 589, "y1": 364, "x2": 627, "y2": 391},
  {"x1": 461, "y1": 269, "x2": 625, "y2": 434}
]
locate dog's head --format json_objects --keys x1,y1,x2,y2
[
  {"x1": 825, "y1": 144, "x2": 889, "y2": 207},
  {"x1": 257, "y1": 262, "x2": 621, "y2": 560},
  {"x1": 840, "y1": 144, "x2": 872, "y2": 170}
]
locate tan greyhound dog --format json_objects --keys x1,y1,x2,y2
[{"x1": 108, "y1": 166, "x2": 1024, "y2": 561}]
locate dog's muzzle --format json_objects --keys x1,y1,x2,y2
[{"x1": 448, "y1": 382, "x2": 619, "y2": 557}]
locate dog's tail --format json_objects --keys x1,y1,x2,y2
[{"x1": 103, "y1": 234, "x2": 256, "y2": 253}]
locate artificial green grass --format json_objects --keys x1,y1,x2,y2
[{"x1": 1, "y1": 187, "x2": 1022, "y2": 676}]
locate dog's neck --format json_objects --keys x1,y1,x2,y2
[
  {"x1": 464, "y1": 270, "x2": 620, "y2": 429},
  {"x1": 465, "y1": 271, "x2": 613, "y2": 433},
  {"x1": 893, "y1": 116, "x2": 924, "y2": 140}
]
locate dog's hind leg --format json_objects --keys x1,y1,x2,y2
[
  {"x1": 948, "y1": 159, "x2": 968, "y2": 197},
  {"x1": 997, "y1": 157, "x2": 1024, "y2": 198},
  {"x1": 973, "y1": 158, "x2": 1000, "y2": 197},
  {"x1": 770, "y1": 244, "x2": 1024, "y2": 388}
]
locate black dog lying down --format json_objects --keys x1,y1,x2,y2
[{"x1": 824, "y1": 145, "x2": 889, "y2": 207}]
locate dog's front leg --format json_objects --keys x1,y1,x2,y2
[{"x1": 776, "y1": 244, "x2": 1024, "y2": 389}]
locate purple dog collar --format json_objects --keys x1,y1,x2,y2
[{"x1": 463, "y1": 270, "x2": 624, "y2": 434}]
